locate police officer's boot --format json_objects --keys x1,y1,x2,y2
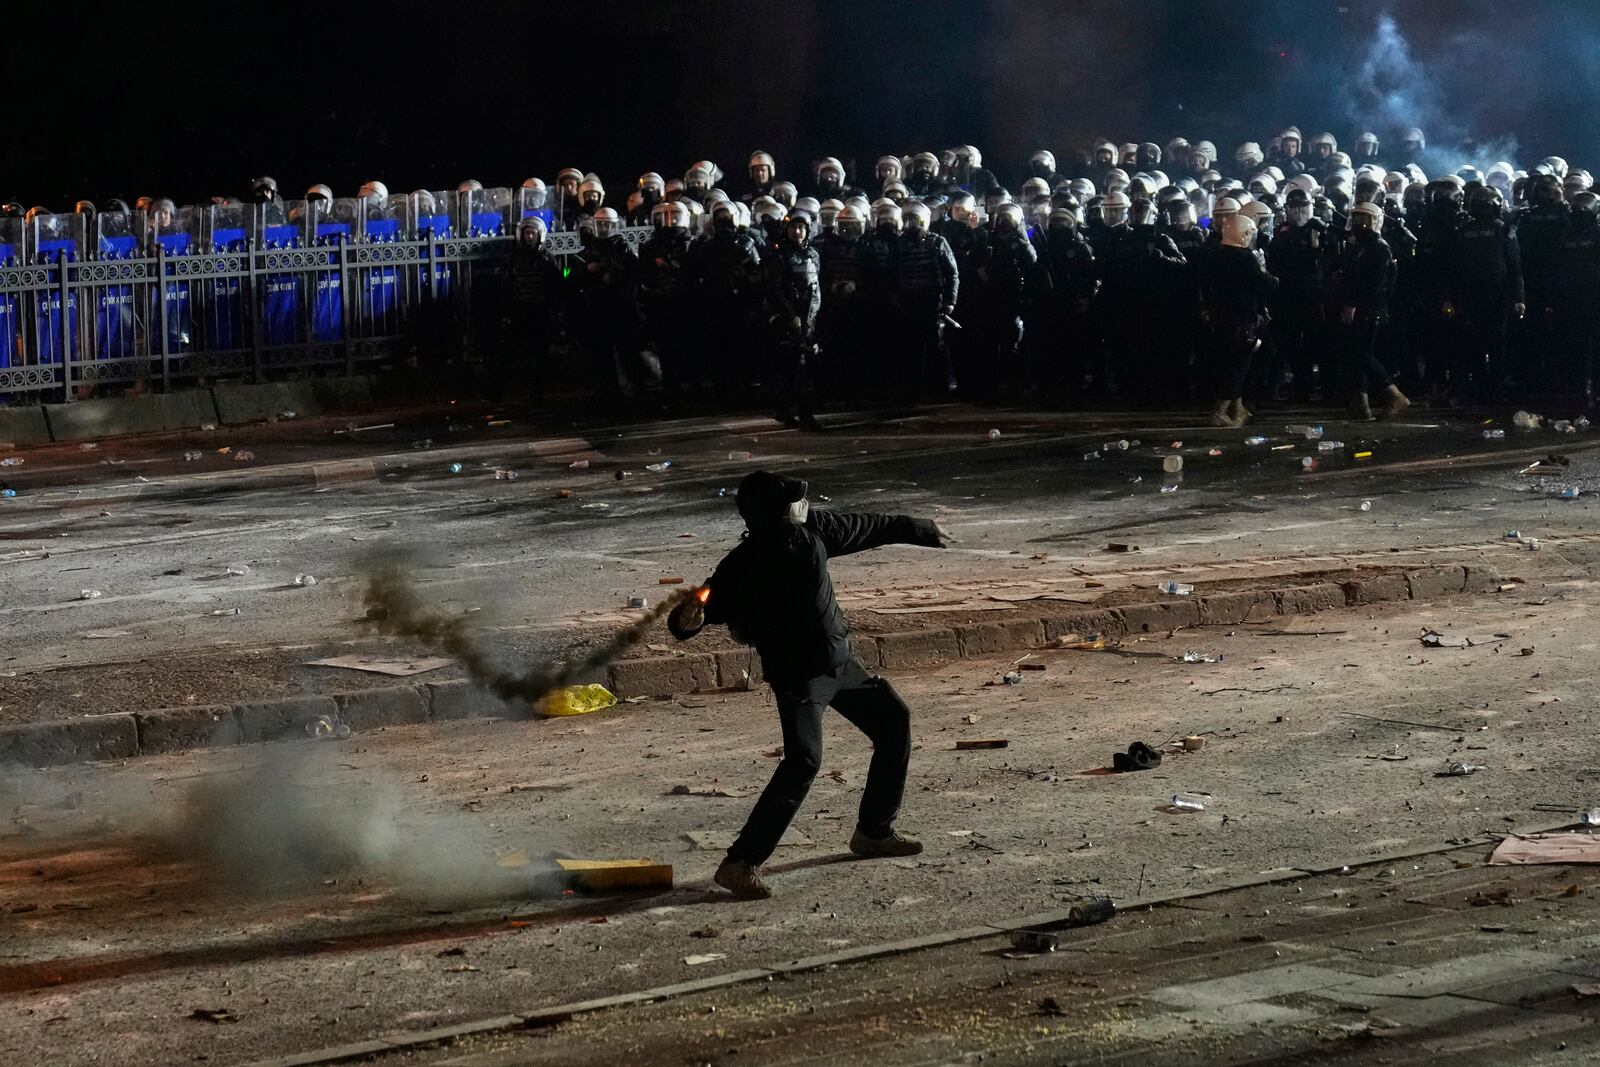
[
  {"x1": 1209, "y1": 398, "x2": 1241, "y2": 427},
  {"x1": 1349, "y1": 391, "x2": 1375, "y2": 421},
  {"x1": 1377, "y1": 383, "x2": 1411, "y2": 418}
]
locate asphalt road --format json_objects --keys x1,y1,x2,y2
[{"x1": 0, "y1": 401, "x2": 1596, "y2": 720}]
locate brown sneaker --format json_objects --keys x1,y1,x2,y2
[
  {"x1": 849, "y1": 828, "x2": 924, "y2": 858},
  {"x1": 713, "y1": 858, "x2": 772, "y2": 899}
]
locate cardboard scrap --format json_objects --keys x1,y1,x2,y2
[
  {"x1": 306, "y1": 655, "x2": 452, "y2": 676},
  {"x1": 1490, "y1": 833, "x2": 1600, "y2": 866}
]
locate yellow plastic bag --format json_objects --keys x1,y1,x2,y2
[{"x1": 541, "y1": 683, "x2": 618, "y2": 718}]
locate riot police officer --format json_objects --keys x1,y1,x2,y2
[
  {"x1": 1198, "y1": 212, "x2": 1277, "y2": 426},
  {"x1": 628, "y1": 173, "x2": 665, "y2": 226},
  {"x1": 639, "y1": 201, "x2": 699, "y2": 391},
  {"x1": 766, "y1": 210, "x2": 823, "y2": 428},
  {"x1": 1516, "y1": 173, "x2": 1571, "y2": 392},
  {"x1": 691, "y1": 200, "x2": 765, "y2": 391},
  {"x1": 508, "y1": 216, "x2": 563, "y2": 399},
  {"x1": 894, "y1": 202, "x2": 960, "y2": 399},
  {"x1": 1033, "y1": 207, "x2": 1098, "y2": 401},
  {"x1": 571, "y1": 209, "x2": 654, "y2": 401},
  {"x1": 1267, "y1": 188, "x2": 1330, "y2": 401},
  {"x1": 1332, "y1": 203, "x2": 1411, "y2": 419},
  {"x1": 1557, "y1": 192, "x2": 1600, "y2": 403}
]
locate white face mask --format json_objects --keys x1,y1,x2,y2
[{"x1": 787, "y1": 498, "x2": 810, "y2": 524}]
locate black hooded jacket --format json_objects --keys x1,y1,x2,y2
[{"x1": 702, "y1": 511, "x2": 941, "y2": 683}]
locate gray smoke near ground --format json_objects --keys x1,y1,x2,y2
[
  {"x1": 357, "y1": 547, "x2": 692, "y2": 705},
  {"x1": 170, "y1": 744, "x2": 558, "y2": 903},
  {"x1": 4, "y1": 745, "x2": 561, "y2": 905}
]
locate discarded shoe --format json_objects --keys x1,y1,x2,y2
[
  {"x1": 1112, "y1": 741, "x2": 1163, "y2": 772},
  {"x1": 714, "y1": 858, "x2": 772, "y2": 899},
  {"x1": 849, "y1": 828, "x2": 924, "y2": 858}
]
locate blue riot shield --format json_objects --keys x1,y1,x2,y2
[
  {"x1": 0, "y1": 218, "x2": 21, "y2": 372},
  {"x1": 93, "y1": 210, "x2": 142, "y2": 361},
  {"x1": 309, "y1": 199, "x2": 360, "y2": 343},
  {"x1": 201, "y1": 203, "x2": 256, "y2": 352},
  {"x1": 150, "y1": 206, "x2": 197, "y2": 354},
  {"x1": 29, "y1": 213, "x2": 86, "y2": 367},
  {"x1": 517, "y1": 186, "x2": 555, "y2": 229},
  {"x1": 261, "y1": 203, "x2": 308, "y2": 347},
  {"x1": 359, "y1": 199, "x2": 402, "y2": 333}
]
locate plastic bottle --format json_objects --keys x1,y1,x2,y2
[
  {"x1": 1160, "y1": 483, "x2": 1179, "y2": 493},
  {"x1": 1359, "y1": 500, "x2": 1372, "y2": 512},
  {"x1": 1244, "y1": 436, "x2": 1267, "y2": 446},
  {"x1": 1158, "y1": 580, "x2": 1195, "y2": 596},
  {"x1": 307, "y1": 715, "x2": 335, "y2": 738},
  {"x1": 645, "y1": 461, "x2": 672, "y2": 472},
  {"x1": 79, "y1": 589, "x2": 103, "y2": 600},
  {"x1": 569, "y1": 459, "x2": 590, "y2": 469},
  {"x1": 1482, "y1": 428, "x2": 1506, "y2": 440},
  {"x1": 1578, "y1": 416, "x2": 1592, "y2": 430},
  {"x1": 1103, "y1": 439, "x2": 1129, "y2": 451},
  {"x1": 1170, "y1": 793, "x2": 1208, "y2": 812},
  {"x1": 1581, "y1": 808, "x2": 1600, "y2": 826},
  {"x1": 1162, "y1": 454, "x2": 1183, "y2": 473},
  {"x1": 449, "y1": 463, "x2": 464, "y2": 474},
  {"x1": 1286, "y1": 424, "x2": 1325, "y2": 440},
  {"x1": 0, "y1": 489, "x2": 14, "y2": 499},
  {"x1": 1317, "y1": 440, "x2": 1345, "y2": 452},
  {"x1": 1002, "y1": 670, "x2": 1022, "y2": 685},
  {"x1": 293, "y1": 574, "x2": 317, "y2": 587},
  {"x1": 1301, "y1": 457, "x2": 1317, "y2": 470},
  {"x1": 1560, "y1": 487, "x2": 1582, "y2": 499},
  {"x1": 494, "y1": 469, "x2": 518, "y2": 481},
  {"x1": 1554, "y1": 420, "x2": 1574, "y2": 433},
  {"x1": 541, "y1": 683, "x2": 618, "y2": 718},
  {"x1": 987, "y1": 428, "x2": 1001, "y2": 440},
  {"x1": 208, "y1": 607, "x2": 241, "y2": 616},
  {"x1": 0, "y1": 457, "x2": 23, "y2": 466},
  {"x1": 728, "y1": 450, "x2": 752, "y2": 461}
]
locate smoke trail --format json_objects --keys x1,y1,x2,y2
[
  {"x1": 358, "y1": 548, "x2": 694, "y2": 704},
  {"x1": 1343, "y1": 11, "x2": 1519, "y2": 175}
]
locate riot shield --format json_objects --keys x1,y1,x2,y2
[
  {"x1": 28, "y1": 212, "x2": 86, "y2": 366},
  {"x1": 356, "y1": 197, "x2": 403, "y2": 336},
  {"x1": 308, "y1": 199, "x2": 361, "y2": 343},
  {"x1": 93, "y1": 209, "x2": 142, "y2": 361},
  {"x1": 518, "y1": 185, "x2": 555, "y2": 230},
  {"x1": 149, "y1": 205, "x2": 198, "y2": 354},
  {"x1": 261, "y1": 200, "x2": 309, "y2": 348},
  {"x1": 0, "y1": 217, "x2": 21, "y2": 371},
  {"x1": 457, "y1": 187, "x2": 511, "y2": 237},
  {"x1": 202, "y1": 203, "x2": 257, "y2": 352}
]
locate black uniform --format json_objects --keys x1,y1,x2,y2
[
  {"x1": 507, "y1": 241, "x2": 563, "y2": 397},
  {"x1": 1516, "y1": 202, "x2": 1569, "y2": 391},
  {"x1": 1413, "y1": 202, "x2": 1467, "y2": 391},
  {"x1": 765, "y1": 236, "x2": 823, "y2": 424},
  {"x1": 1557, "y1": 211, "x2": 1600, "y2": 400},
  {"x1": 934, "y1": 218, "x2": 989, "y2": 393},
  {"x1": 570, "y1": 232, "x2": 651, "y2": 398},
  {"x1": 1092, "y1": 223, "x2": 1187, "y2": 397},
  {"x1": 1198, "y1": 245, "x2": 1278, "y2": 402},
  {"x1": 1332, "y1": 229, "x2": 1396, "y2": 398},
  {"x1": 816, "y1": 229, "x2": 869, "y2": 398},
  {"x1": 700, "y1": 508, "x2": 943, "y2": 868},
  {"x1": 690, "y1": 223, "x2": 765, "y2": 389},
  {"x1": 1266, "y1": 220, "x2": 1331, "y2": 400},
  {"x1": 972, "y1": 225, "x2": 1038, "y2": 396},
  {"x1": 638, "y1": 226, "x2": 698, "y2": 390},
  {"x1": 1032, "y1": 227, "x2": 1098, "y2": 399},
  {"x1": 893, "y1": 227, "x2": 960, "y2": 397},
  {"x1": 1453, "y1": 214, "x2": 1523, "y2": 399}
]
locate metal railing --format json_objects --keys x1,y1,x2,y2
[{"x1": 0, "y1": 200, "x2": 647, "y2": 403}]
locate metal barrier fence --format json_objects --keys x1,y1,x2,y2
[{"x1": 0, "y1": 190, "x2": 648, "y2": 403}]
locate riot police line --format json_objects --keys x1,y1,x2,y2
[{"x1": 2, "y1": 129, "x2": 1596, "y2": 423}]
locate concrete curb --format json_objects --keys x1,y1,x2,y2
[
  {"x1": 236, "y1": 814, "x2": 1574, "y2": 1067},
  {"x1": 0, "y1": 564, "x2": 1501, "y2": 771}
]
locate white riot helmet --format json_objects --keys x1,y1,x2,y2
[
  {"x1": 578, "y1": 178, "x2": 605, "y2": 208},
  {"x1": 457, "y1": 178, "x2": 484, "y2": 193},
  {"x1": 871, "y1": 198, "x2": 903, "y2": 231},
  {"x1": 649, "y1": 201, "x2": 673, "y2": 230},
  {"x1": 816, "y1": 157, "x2": 846, "y2": 190},
  {"x1": 1286, "y1": 173, "x2": 1317, "y2": 196},
  {"x1": 1100, "y1": 189, "x2": 1132, "y2": 227},
  {"x1": 795, "y1": 196, "x2": 820, "y2": 217},
  {"x1": 1020, "y1": 176, "x2": 1051, "y2": 200},
  {"x1": 993, "y1": 201, "x2": 1024, "y2": 232},
  {"x1": 1220, "y1": 212, "x2": 1257, "y2": 249},
  {"x1": 770, "y1": 181, "x2": 798, "y2": 208},
  {"x1": 521, "y1": 177, "x2": 547, "y2": 208},
  {"x1": 684, "y1": 166, "x2": 711, "y2": 191},
  {"x1": 692, "y1": 160, "x2": 723, "y2": 185},
  {"x1": 819, "y1": 198, "x2": 843, "y2": 230},
  {"x1": 1309, "y1": 132, "x2": 1337, "y2": 158},
  {"x1": 1248, "y1": 173, "x2": 1277, "y2": 197},
  {"x1": 1069, "y1": 177, "x2": 1095, "y2": 201},
  {"x1": 949, "y1": 192, "x2": 977, "y2": 225},
  {"x1": 748, "y1": 150, "x2": 775, "y2": 184},
  {"x1": 903, "y1": 201, "x2": 931, "y2": 231},
  {"x1": 1486, "y1": 162, "x2": 1515, "y2": 193},
  {"x1": 1235, "y1": 142, "x2": 1264, "y2": 169},
  {"x1": 1349, "y1": 201, "x2": 1384, "y2": 231},
  {"x1": 1238, "y1": 198, "x2": 1273, "y2": 233},
  {"x1": 1211, "y1": 196, "x2": 1241, "y2": 223},
  {"x1": 1191, "y1": 140, "x2": 1217, "y2": 167},
  {"x1": 875, "y1": 155, "x2": 903, "y2": 184},
  {"x1": 592, "y1": 207, "x2": 620, "y2": 238},
  {"x1": 1104, "y1": 168, "x2": 1130, "y2": 193},
  {"x1": 1029, "y1": 149, "x2": 1056, "y2": 175},
  {"x1": 883, "y1": 181, "x2": 910, "y2": 204},
  {"x1": 837, "y1": 203, "x2": 867, "y2": 237},
  {"x1": 359, "y1": 179, "x2": 389, "y2": 203},
  {"x1": 752, "y1": 196, "x2": 785, "y2": 223},
  {"x1": 518, "y1": 215, "x2": 547, "y2": 244},
  {"x1": 638, "y1": 171, "x2": 665, "y2": 197},
  {"x1": 306, "y1": 183, "x2": 334, "y2": 202}
]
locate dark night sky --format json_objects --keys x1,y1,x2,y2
[{"x1": 7, "y1": 0, "x2": 1600, "y2": 207}]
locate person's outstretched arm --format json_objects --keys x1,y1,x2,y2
[{"x1": 807, "y1": 509, "x2": 954, "y2": 558}]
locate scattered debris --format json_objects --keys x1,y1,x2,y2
[
  {"x1": 683, "y1": 953, "x2": 727, "y2": 966},
  {"x1": 1002, "y1": 670, "x2": 1023, "y2": 685},
  {"x1": 1112, "y1": 742, "x2": 1163, "y2": 772},
  {"x1": 962, "y1": 714, "x2": 981, "y2": 724},
  {"x1": 541, "y1": 684, "x2": 617, "y2": 717},
  {"x1": 1104, "y1": 542, "x2": 1139, "y2": 553},
  {"x1": 1180, "y1": 651, "x2": 1223, "y2": 663},
  {"x1": 670, "y1": 784, "x2": 752, "y2": 798},
  {"x1": 1421, "y1": 630, "x2": 1472, "y2": 648},
  {"x1": 1010, "y1": 930, "x2": 1059, "y2": 953},
  {"x1": 658, "y1": 576, "x2": 685, "y2": 585},
  {"x1": 1158, "y1": 580, "x2": 1195, "y2": 596},
  {"x1": 1490, "y1": 834, "x2": 1600, "y2": 866},
  {"x1": 1167, "y1": 792, "x2": 1209, "y2": 813},
  {"x1": 1182, "y1": 736, "x2": 1207, "y2": 752},
  {"x1": 955, "y1": 739, "x2": 1010, "y2": 750},
  {"x1": 1441, "y1": 761, "x2": 1485, "y2": 777},
  {"x1": 1468, "y1": 887, "x2": 1516, "y2": 907},
  {"x1": 188, "y1": 1009, "x2": 238, "y2": 1024},
  {"x1": 305, "y1": 655, "x2": 451, "y2": 676}
]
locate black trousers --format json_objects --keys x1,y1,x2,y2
[{"x1": 727, "y1": 658, "x2": 911, "y2": 867}]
